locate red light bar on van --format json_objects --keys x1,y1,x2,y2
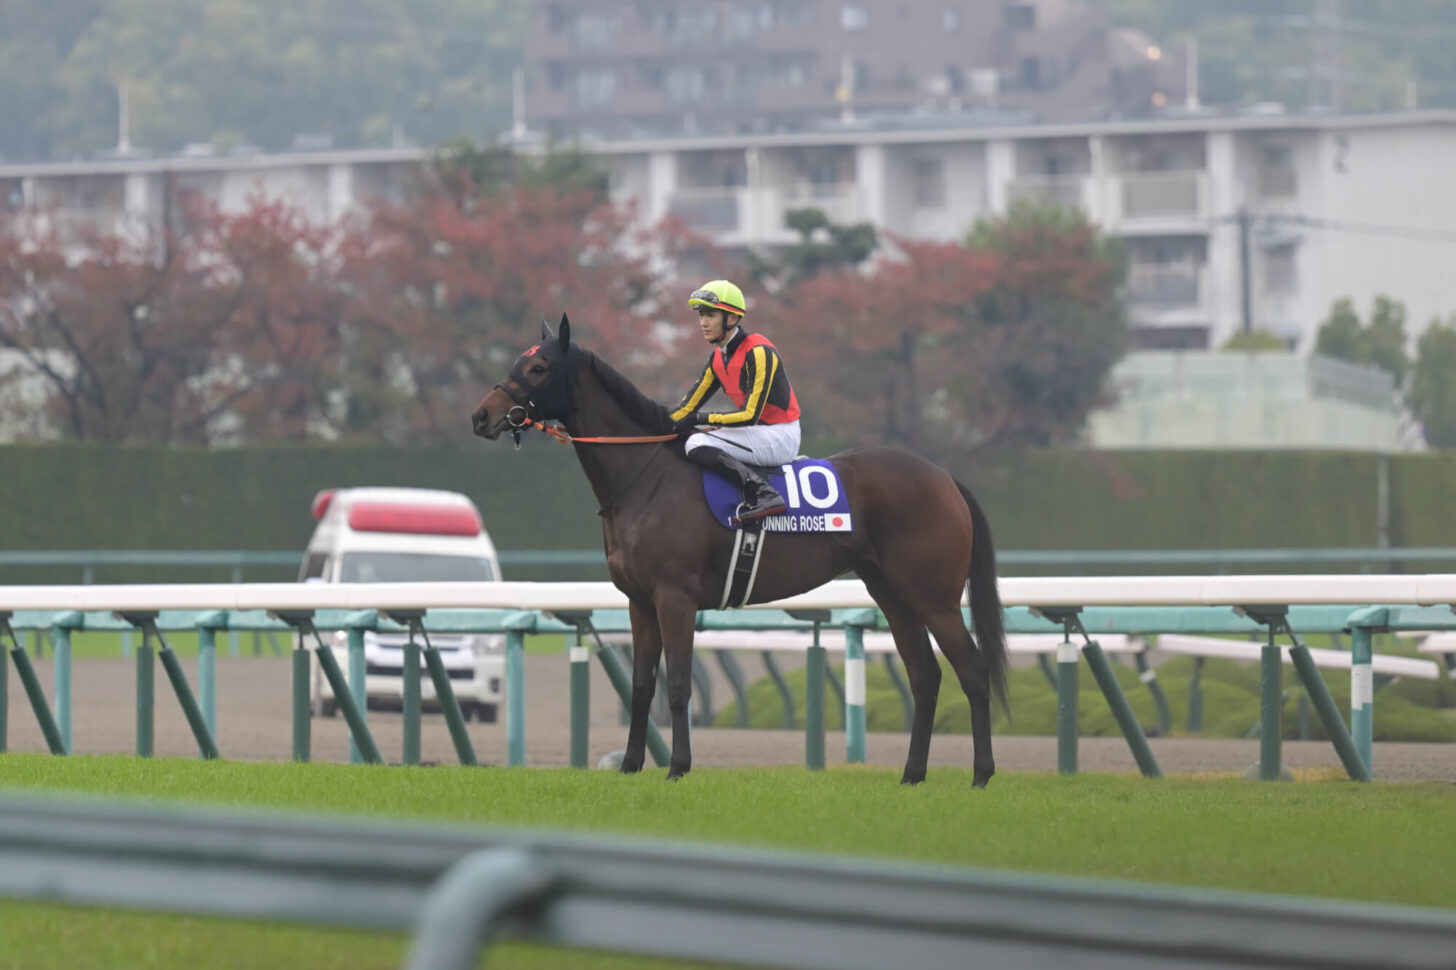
[
  {"x1": 346, "y1": 502, "x2": 482, "y2": 537},
  {"x1": 311, "y1": 489, "x2": 336, "y2": 521}
]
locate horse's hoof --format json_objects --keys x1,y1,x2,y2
[
  {"x1": 973, "y1": 763, "x2": 996, "y2": 788},
  {"x1": 618, "y1": 757, "x2": 644, "y2": 775},
  {"x1": 899, "y1": 772, "x2": 925, "y2": 786},
  {"x1": 666, "y1": 764, "x2": 691, "y2": 781}
]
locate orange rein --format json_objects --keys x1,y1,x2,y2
[{"x1": 519, "y1": 416, "x2": 676, "y2": 445}]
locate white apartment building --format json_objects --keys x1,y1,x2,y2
[{"x1": 3, "y1": 110, "x2": 1454, "y2": 353}]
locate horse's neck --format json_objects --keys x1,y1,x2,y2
[{"x1": 565, "y1": 363, "x2": 679, "y2": 510}]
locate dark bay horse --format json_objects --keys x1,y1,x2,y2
[{"x1": 471, "y1": 316, "x2": 1008, "y2": 786}]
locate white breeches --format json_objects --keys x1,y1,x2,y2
[{"x1": 684, "y1": 420, "x2": 801, "y2": 466}]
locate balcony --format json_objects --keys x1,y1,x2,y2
[
  {"x1": 1106, "y1": 171, "x2": 1209, "y2": 232},
  {"x1": 666, "y1": 183, "x2": 865, "y2": 245},
  {"x1": 1126, "y1": 264, "x2": 1208, "y2": 327},
  {"x1": 1006, "y1": 175, "x2": 1089, "y2": 213}
]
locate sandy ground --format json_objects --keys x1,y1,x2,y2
[{"x1": 3, "y1": 654, "x2": 1455, "y2": 782}]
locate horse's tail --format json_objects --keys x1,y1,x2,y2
[{"x1": 957, "y1": 480, "x2": 1010, "y2": 717}]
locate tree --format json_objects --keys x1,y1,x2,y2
[
  {"x1": 0, "y1": 196, "x2": 346, "y2": 444},
  {"x1": 333, "y1": 175, "x2": 690, "y2": 444},
  {"x1": 745, "y1": 207, "x2": 878, "y2": 291},
  {"x1": 753, "y1": 201, "x2": 1128, "y2": 459},
  {"x1": 1315, "y1": 295, "x2": 1409, "y2": 385},
  {"x1": 1409, "y1": 316, "x2": 1456, "y2": 448},
  {"x1": 949, "y1": 201, "x2": 1130, "y2": 453}
]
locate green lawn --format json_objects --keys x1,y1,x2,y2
[{"x1": 2, "y1": 755, "x2": 1453, "y2": 969}]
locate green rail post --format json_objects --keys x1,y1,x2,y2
[
  {"x1": 9, "y1": 646, "x2": 67, "y2": 755},
  {"x1": 51, "y1": 611, "x2": 84, "y2": 753},
  {"x1": 0, "y1": 615, "x2": 7, "y2": 753},
  {"x1": 2, "y1": 617, "x2": 66, "y2": 755},
  {"x1": 593, "y1": 636, "x2": 670, "y2": 767},
  {"x1": 1287, "y1": 638, "x2": 1371, "y2": 783},
  {"x1": 422, "y1": 645, "x2": 477, "y2": 767},
  {"x1": 843, "y1": 610, "x2": 876, "y2": 764},
  {"x1": 1187, "y1": 655, "x2": 1206, "y2": 733},
  {"x1": 136, "y1": 621, "x2": 154, "y2": 758},
  {"x1": 1082, "y1": 640, "x2": 1162, "y2": 779},
  {"x1": 195, "y1": 611, "x2": 228, "y2": 740},
  {"x1": 314, "y1": 642, "x2": 383, "y2": 765},
  {"x1": 506, "y1": 629, "x2": 527, "y2": 767},
  {"x1": 402, "y1": 637, "x2": 421, "y2": 766},
  {"x1": 805, "y1": 625, "x2": 826, "y2": 771},
  {"x1": 570, "y1": 629, "x2": 589, "y2": 769},
  {"x1": 293, "y1": 643, "x2": 311, "y2": 762},
  {"x1": 381, "y1": 610, "x2": 425, "y2": 768},
  {"x1": 345, "y1": 624, "x2": 370, "y2": 765},
  {"x1": 156, "y1": 642, "x2": 221, "y2": 761},
  {"x1": 1240, "y1": 606, "x2": 1288, "y2": 782},
  {"x1": 1056, "y1": 635, "x2": 1079, "y2": 775},
  {"x1": 1344, "y1": 607, "x2": 1385, "y2": 775}
]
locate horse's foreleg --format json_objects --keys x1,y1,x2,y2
[
  {"x1": 621, "y1": 599, "x2": 663, "y2": 775},
  {"x1": 655, "y1": 590, "x2": 698, "y2": 781}
]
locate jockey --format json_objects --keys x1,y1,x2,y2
[{"x1": 669, "y1": 279, "x2": 802, "y2": 523}]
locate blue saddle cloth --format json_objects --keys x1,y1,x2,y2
[{"x1": 701, "y1": 457, "x2": 853, "y2": 532}]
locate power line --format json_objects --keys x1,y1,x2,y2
[{"x1": 1272, "y1": 214, "x2": 1456, "y2": 244}]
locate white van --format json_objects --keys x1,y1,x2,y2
[{"x1": 299, "y1": 486, "x2": 505, "y2": 723}]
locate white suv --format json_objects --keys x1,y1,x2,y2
[{"x1": 299, "y1": 487, "x2": 505, "y2": 723}]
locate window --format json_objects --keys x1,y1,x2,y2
[
  {"x1": 1020, "y1": 57, "x2": 1042, "y2": 91},
  {"x1": 841, "y1": 4, "x2": 868, "y2": 30},
  {"x1": 911, "y1": 158, "x2": 946, "y2": 209},
  {"x1": 1259, "y1": 145, "x2": 1298, "y2": 197},
  {"x1": 1003, "y1": 3, "x2": 1036, "y2": 30},
  {"x1": 1264, "y1": 244, "x2": 1298, "y2": 295},
  {"x1": 574, "y1": 69, "x2": 617, "y2": 107},
  {"x1": 666, "y1": 67, "x2": 707, "y2": 103}
]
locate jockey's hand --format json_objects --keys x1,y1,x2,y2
[{"x1": 673, "y1": 412, "x2": 703, "y2": 439}]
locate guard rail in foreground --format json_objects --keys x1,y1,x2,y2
[{"x1": 2, "y1": 791, "x2": 1455, "y2": 970}]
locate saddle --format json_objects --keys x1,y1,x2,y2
[{"x1": 698, "y1": 457, "x2": 854, "y2": 609}]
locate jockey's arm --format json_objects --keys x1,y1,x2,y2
[
  {"x1": 669, "y1": 355, "x2": 720, "y2": 422},
  {"x1": 705, "y1": 345, "x2": 775, "y2": 426}
]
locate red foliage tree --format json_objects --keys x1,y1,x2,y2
[
  {"x1": 0, "y1": 197, "x2": 344, "y2": 444},
  {"x1": 335, "y1": 181, "x2": 695, "y2": 443}
]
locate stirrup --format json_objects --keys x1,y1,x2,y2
[{"x1": 732, "y1": 498, "x2": 787, "y2": 525}]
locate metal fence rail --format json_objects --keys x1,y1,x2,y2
[
  {"x1": 5, "y1": 546, "x2": 1456, "y2": 583},
  {"x1": 2, "y1": 791, "x2": 1455, "y2": 970}
]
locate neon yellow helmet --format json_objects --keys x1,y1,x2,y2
[{"x1": 688, "y1": 280, "x2": 746, "y2": 319}]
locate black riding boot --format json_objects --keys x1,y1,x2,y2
[{"x1": 688, "y1": 446, "x2": 787, "y2": 523}]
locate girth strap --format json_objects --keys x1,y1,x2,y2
[{"x1": 718, "y1": 520, "x2": 767, "y2": 610}]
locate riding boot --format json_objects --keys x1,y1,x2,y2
[{"x1": 688, "y1": 446, "x2": 787, "y2": 522}]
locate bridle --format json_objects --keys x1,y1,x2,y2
[{"x1": 492, "y1": 377, "x2": 675, "y2": 450}]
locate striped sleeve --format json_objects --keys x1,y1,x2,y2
[
  {"x1": 707, "y1": 345, "x2": 774, "y2": 426},
  {"x1": 669, "y1": 356, "x2": 720, "y2": 421}
]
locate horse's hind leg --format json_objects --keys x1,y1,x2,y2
[
  {"x1": 621, "y1": 599, "x2": 663, "y2": 774},
  {"x1": 860, "y1": 569, "x2": 940, "y2": 785},
  {"x1": 924, "y1": 610, "x2": 995, "y2": 788}
]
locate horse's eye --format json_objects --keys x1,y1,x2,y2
[{"x1": 528, "y1": 363, "x2": 547, "y2": 375}]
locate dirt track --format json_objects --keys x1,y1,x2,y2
[{"x1": 4, "y1": 655, "x2": 1455, "y2": 781}]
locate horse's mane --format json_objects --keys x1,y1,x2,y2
[{"x1": 583, "y1": 350, "x2": 675, "y2": 435}]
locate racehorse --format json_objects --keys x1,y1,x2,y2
[{"x1": 471, "y1": 315, "x2": 1008, "y2": 786}]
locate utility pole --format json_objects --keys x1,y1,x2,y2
[{"x1": 1237, "y1": 206, "x2": 1253, "y2": 334}]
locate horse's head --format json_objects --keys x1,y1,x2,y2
[{"x1": 471, "y1": 313, "x2": 583, "y2": 441}]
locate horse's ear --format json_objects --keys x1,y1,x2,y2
[
  {"x1": 540, "y1": 316, "x2": 554, "y2": 341},
  {"x1": 559, "y1": 313, "x2": 571, "y2": 351}
]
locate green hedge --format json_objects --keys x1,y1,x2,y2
[{"x1": 2, "y1": 444, "x2": 1454, "y2": 583}]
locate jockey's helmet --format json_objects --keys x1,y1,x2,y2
[{"x1": 688, "y1": 280, "x2": 746, "y2": 319}]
